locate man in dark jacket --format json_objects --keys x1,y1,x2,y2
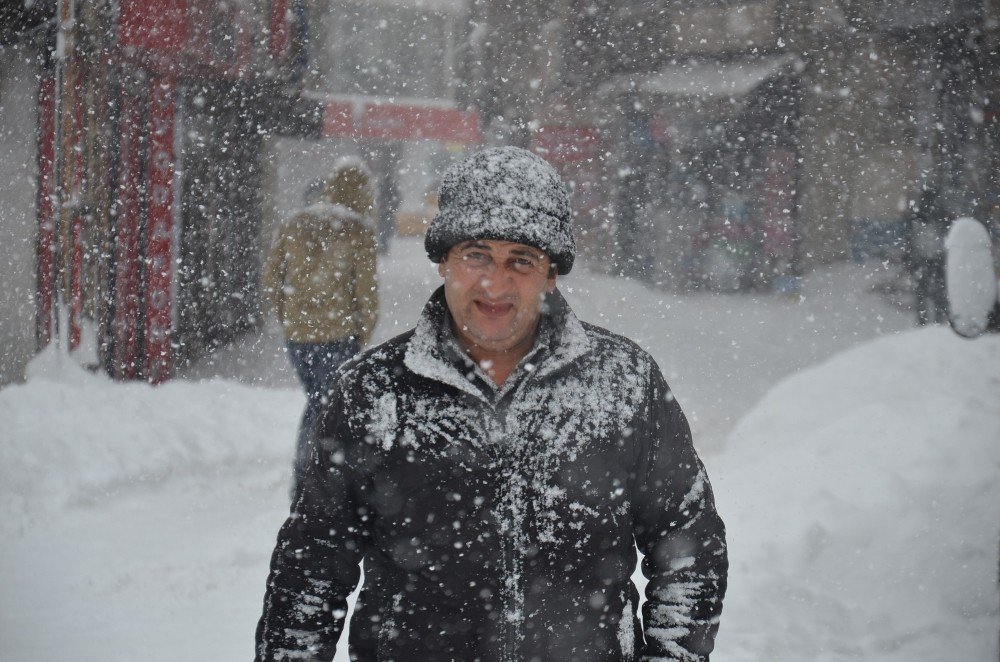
[{"x1": 255, "y1": 147, "x2": 727, "y2": 661}]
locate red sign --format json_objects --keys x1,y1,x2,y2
[
  {"x1": 145, "y1": 75, "x2": 176, "y2": 384},
  {"x1": 532, "y1": 125, "x2": 602, "y2": 163},
  {"x1": 362, "y1": 103, "x2": 480, "y2": 143},
  {"x1": 322, "y1": 99, "x2": 481, "y2": 145},
  {"x1": 119, "y1": 0, "x2": 188, "y2": 52},
  {"x1": 118, "y1": 0, "x2": 253, "y2": 79},
  {"x1": 323, "y1": 100, "x2": 355, "y2": 137}
]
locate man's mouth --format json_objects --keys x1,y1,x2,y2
[{"x1": 474, "y1": 299, "x2": 515, "y2": 318}]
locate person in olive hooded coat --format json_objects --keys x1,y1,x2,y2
[
  {"x1": 255, "y1": 147, "x2": 727, "y2": 661},
  {"x1": 262, "y1": 156, "x2": 380, "y2": 486}
]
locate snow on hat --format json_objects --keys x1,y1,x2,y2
[{"x1": 425, "y1": 146, "x2": 575, "y2": 275}]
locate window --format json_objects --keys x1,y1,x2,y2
[{"x1": 319, "y1": 3, "x2": 454, "y2": 99}]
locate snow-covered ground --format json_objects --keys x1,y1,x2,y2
[{"x1": 2, "y1": 238, "x2": 998, "y2": 661}]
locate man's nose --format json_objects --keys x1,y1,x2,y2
[{"x1": 477, "y1": 269, "x2": 513, "y2": 294}]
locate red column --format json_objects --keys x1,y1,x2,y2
[
  {"x1": 36, "y1": 74, "x2": 56, "y2": 349},
  {"x1": 144, "y1": 75, "x2": 176, "y2": 384},
  {"x1": 760, "y1": 146, "x2": 796, "y2": 260},
  {"x1": 69, "y1": 65, "x2": 85, "y2": 351},
  {"x1": 113, "y1": 90, "x2": 143, "y2": 380},
  {"x1": 70, "y1": 214, "x2": 84, "y2": 350},
  {"x1": 269, "y1": 0, "x2": 291, "y2": 59}
]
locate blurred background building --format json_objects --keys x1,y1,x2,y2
[
  {"x1": 474, "y1": 0, "x2": 1000, "y2": 288},
  {"x1": 2, "y1": 0, "x2": 999, "y2": 384}
]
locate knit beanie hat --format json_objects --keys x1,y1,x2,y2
[
  {"x1": 425, "y1": 146, "x2": 575, "y2": 274},
  {"x1": 324, "y1": 157, "x2": 375, "y2": 217}
]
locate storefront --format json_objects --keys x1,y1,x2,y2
[
  {"x1": 31, "y1": 0, "x2": 485, "y2": 383},
  {"x1": 598, "y1": 54, "x2": 801, "y2": 290}
]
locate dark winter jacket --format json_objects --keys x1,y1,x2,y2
[{"x1": 255, "y1": 288, "x2": 727, "y2": 662}]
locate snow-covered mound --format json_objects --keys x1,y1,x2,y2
[
  {"x1": 714, "y1": 327, "x2": 1000, "y2": 660},
  {"x1": 0, "y1": 346, "x2": 303, "y2": 531}
]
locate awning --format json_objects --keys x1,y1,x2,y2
[
  {"x1": 604, "y1": 54, "x2": 798, "y2": 100},
  {"x1": 598, "y1": 55, "x2": 800, "y2": 153}
]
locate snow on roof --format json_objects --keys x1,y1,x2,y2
[
  {"x1": 361, "y1": 0, "x2": 465, "y2": 13},
  {"x1": 302, "y1": 90, "x2": 460, "y2": 111},
  {"x1": 612, "y1": 54, "x2": 797, "y2": 99},
  {"x1": 872, "y1": 0, "x2": 977, "y2": 30}
]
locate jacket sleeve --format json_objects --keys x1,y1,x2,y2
[
  {"x1": 350, "y1": 226, "x2": 379, "y2": 346},
  {"x1": 633, "y1": 365, "x2": 728, "y2": 661},
  {"x1": 255, "y1": 385, "x2": 369, "y2": 661},
  {"x1": 261, "y1": 233, "x2": 288, "y2": 323}
]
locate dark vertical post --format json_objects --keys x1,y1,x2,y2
[{"x1": 113, "y1": 85, "x2": 144, "y2": 380}]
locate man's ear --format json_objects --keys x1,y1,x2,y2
[
  {"x1": 545, "y1": 274, "x2": 557, "y2": 293},
  {"x1": 437, "y1": 260, "x2": 447, "y2": 278}
]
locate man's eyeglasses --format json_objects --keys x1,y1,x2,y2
[{"x1": 449, "y1": 245, "x2": 552, "y2": 277}]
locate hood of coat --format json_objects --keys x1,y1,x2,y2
[
  {"x1": 323, "y1": 158, "x2": 375, "y2": 217},
  {"x1": 403, "y1": 286, "x2": 591, "y2": 401}
]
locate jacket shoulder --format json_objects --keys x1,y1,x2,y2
[
  {"x1": 335, "y1": 330, "x2": 414, "y2": 387},
  {"x1": 579, "y1": 320, "x2": 657, "y2": 373},
  {"x1": 279, "y1": 208, "x2": 318, "y2": 229},
  {"x1": 279, "y1": 203, "x2": 360, "y2": 231}
]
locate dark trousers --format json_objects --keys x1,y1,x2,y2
[
  {"x1": 286, "y1": 338, "x2": 360, "y2": 487},
  {"x1": 913, "y1": 258, "x2": 946, "y2": 325}
]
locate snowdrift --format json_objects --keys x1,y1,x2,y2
[
  {"x1": 714, "y1": 327, "x2": 1000, "y2": 660},
  {"x1": 0, "y1": 346, "x2": 303, "y2": 531}
]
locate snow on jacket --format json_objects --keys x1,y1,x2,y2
[
  {"x1": 256, "y1": 288, "x2": 727, "y2": 661},
  {"x1": 262, "y1": 202, "x2": 379, "y2": 345}
]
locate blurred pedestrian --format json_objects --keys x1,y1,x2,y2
[
  {"x1": 262, "y1": 156, "x2": 379, "y2": 489},
  {"x1": 906, "y1": 188, "x2": 949, "y2": 325}
]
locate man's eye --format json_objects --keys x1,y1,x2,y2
[{"x1": 464, "y1": 252, "x2": 491, "y2": 264}]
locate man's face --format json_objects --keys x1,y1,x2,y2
[{"x1": 438, "y1": 239, "x2": 557, "y2": 361}]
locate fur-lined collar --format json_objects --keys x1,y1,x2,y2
[{"x1": 284, "y1": 201, "x2": 376, "y2": 231}]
